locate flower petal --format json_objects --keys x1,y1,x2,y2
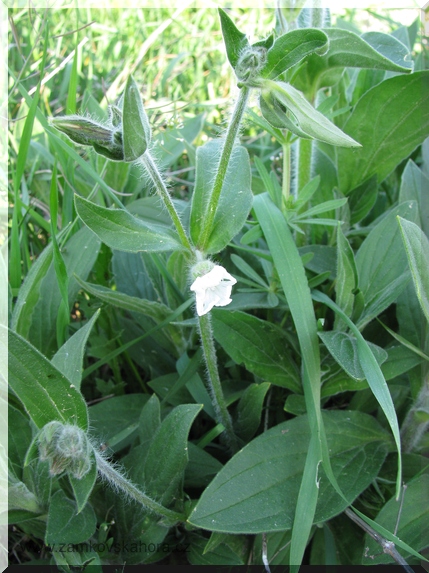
[{"x1": 190, "y1": 265, "x2": 237, "y2": 316}]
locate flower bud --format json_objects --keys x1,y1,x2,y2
[
  {"x1": 235, "y1": 46, "x2": 267, "y2": 88},
  {"x1": 50, "y1": 115, "x2": 125, "y2": 161},
  {"x1": 38, "y1": 421, "x2": 93, "y2": 479}
]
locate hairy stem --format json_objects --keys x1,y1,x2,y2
[
  {"x1": 199, "y1": 86, "x2": 250, "y2": 252},
  {"x1": 95, "y1": 450, "x2": 186, "y2": 524},
  {"x1": 197, "y1": 313, "x2": 239, "y2": 453},
  {"x1": 140, "y1": 152, "x2": 193, "y2": 253}
]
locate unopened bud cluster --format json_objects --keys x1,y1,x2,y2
[
  {"x1": 38, "y1": 421, "x2": 93, "y2": 479},
  {"x1": 235, "y1": 46, "x2": 267, "y2": 88}
]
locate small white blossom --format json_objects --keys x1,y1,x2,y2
[{"x1": 190, "y1": 265, "x2": 237, "y2": 316}]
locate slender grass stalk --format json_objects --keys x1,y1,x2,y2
[
  {"x1": 197, "y1": 313, "x2": 239, "y2": 454},
  {"x1": 95, "y1": 450, "x2": 186, "y2": 524},
  {"x1": 199, "y1": 86, "x2": 250, "y2": 252},
  {"x1": 344, "y1": 508, "x2": 414, "y2": 573},
  {"x1": 140, "y1": 152, "x2": 193, "y2": 253}
]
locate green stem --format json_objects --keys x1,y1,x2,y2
[
  {"x1": 282, "y1": 141, "x2": 291, "y2": 205},
  {"x1": 199, "y1": 86, "x2": 250, "y2": 252},
  {"x1": 297, "y1": 137, "x2": 312, "y2": 196},
  {"x1": 197, "y1": 313, "x2": 239, "y2": 454},
  {"x1": 140, "y1": 152, "x2": 193, "y2": 253},
  {"x1": 95, "y1": 450, "x2": 185, "y2": 524}
]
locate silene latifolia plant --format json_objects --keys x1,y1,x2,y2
[{"x1": 9, "y1": 5, "x2": 429, "y2": 569}]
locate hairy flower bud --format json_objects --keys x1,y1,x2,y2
[
  {"x1": 38, "y1": 421, "x2": 93, "y2": 479},
  {"x1": 235, "y1": 46, "x2": 267, "y2": 87},
  {"x1": 50, "y1": 115, "x2": 124, "y2": 161}
]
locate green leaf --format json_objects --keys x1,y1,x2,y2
[
  {"x1": 26, "y1": 226, "x2": 101, "y2": 358},
  {"x1": 138, "y1": 394, "x2": 161, "y2": 450},
  {"x1": 185, "y1": 443, "x2": 223, "y2": 489},
  {"x1": 380, "y1": 345, "x2": 424, "y2": 381},
  {"x1": 399, "y1": 160, "x2": 429, "y2": 238},
  {"x1": 13, "y1": 30, "x2": 48, "y2": 192},
  {"x1": 231, "y1": 254, "x2": 268, "y2": 289},
  {"x1": 189, "y1": 140, "x2": 253, "y2": 254},
  {"x1": 252, "y1": 194, "x2": 344, "y2": 567},
  {"x1": 348, "y1": 175, "x2": 378, "y2": 225},
  {"x1": 75, "y1": 277, "x2": 173, "y2": 322},
  {"x1": 361, "y1": 31, "x2": 413, "y2": 72},
  {"x1": 319, "y1": 331, "x2": 387, "y2": 381},
  {"x1": 261, "y1": 28, "x2": 328, "y2": 79},
  {"x1": 253, "y1": 194, "x2": 321, "y2": 409},
  {"x1": 141, "y1": 404, "x2": 202, "y2": 506},
  {"x1": 75, "y1": 194, "x2": 183, "y2": 253},
  {"x1": 68, "y1": 451, "x2": 98, "y2": 513},
  {"x1": 11, "y1": 237, "x2": 54, "y2": 338},
  {"x1": 188, "y1": 533, "x2": 247, "y2": 565},
  {"x1": 320, "y1": 370, "x2": 368, "y2": 399},
  {"x1": 292, "y1": 28, "x2": 412, "y2": 97},
  {"x1": 356, "y1": 202, "x2": 418, "y2": 329},
  {"x1": 218, "y1": 8, "x2": 249, "y2": 70},
  {"x1": 8, "y1": 328, "x2": 88, "y2": 430},
  {"x1": 235, "y1": 382, "x2": 271, "y2": 442},
  {"x1": 122, "y1": 75, "x2": 151, "y2": 162},
  {"x1": 337, "y1": 71, "x2": 429, "y2": 194},
  {"x1": 334, "y1": 224, "x2": 357, "y2": 328},
  {"x1": 294, "y1": 175, "x2": 321, "y2": 210},
  {"x1": 45, "y1": 488, "x2": 96, "y2": 545},
  {"x1": 188, "y1": 410, "x2": 389, "y2": 533},
  {"x1": 293, "y1": 198, "x2": 348, "y2": 220},
  {"x1": 320, "y1": 28, "x2": 411, "y2": 74},
  {"x1": 89, "y1": 394, "x2": 149, "y2": 453},
  {"x1": 8, "y1": 405, "x2": 33, "y2": 474},
  {"x1": 51, "y1": 310, "x2": 100, "y2": 390},
  {"x1": 398, "y1": 217, "x2": 429, "y2": 324},
  {"x1": 155, "y1": 113, "x2": 204, "y2": 169},
  {"x1": 254, "y1": 156, "x2": 282, "y2": 208},
  {"x1": 290, "y1": 432, "x2": 320, "y2": 567},
  {"x1": 49, "y1": 163, "x2": 69, "y2": 347},
  {"x1": 74, "y1": 277, "x2": 182, "y2": 351},
  {"x1": 312, "y1": 290, "x2": 402, "y2": 499},
  {"x1": 262, "y1": 80, "x2": 360, "y2": 147},
  {"x1": 9, "y1": 474, "x2": 42, "y2": 515},
  {"x1": 212, "y1": 310, "x2": 301, "y2": 393}
]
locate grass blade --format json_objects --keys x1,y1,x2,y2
[
  {"x1": 253, "y1": 193, "x2": 322, "y2": 567},
  {"x1": 312, "y1": 289, "x2": 402, "y2": 499},
  {"x1": 50, "y1": 163, "x2": 70, "y2": 346}
]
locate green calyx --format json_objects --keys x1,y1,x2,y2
[{"x1": 50, "y1": 111, "x2": 125, "y2": 161}]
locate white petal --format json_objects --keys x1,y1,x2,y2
[{"x1": 190, "y1": 265, "x2": 236, "y2": 316}]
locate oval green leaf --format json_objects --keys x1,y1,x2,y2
[
  {"x1": 8, "y1": 328, "x2": 88, "y2": 430},
  {"x1": 75, "y1": 195, "x2": 183, "y2": 253},
  {"x1": 188, "y1": 410, "x2": 390, "y2": 534}
]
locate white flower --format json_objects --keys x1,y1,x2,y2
[{"x1": 190, "y1": 265, "x2": 237, "y2": 316}]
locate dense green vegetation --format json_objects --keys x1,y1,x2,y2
[{"x1": 8, "y1": 4, "x2": 429, "y2": 569}]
